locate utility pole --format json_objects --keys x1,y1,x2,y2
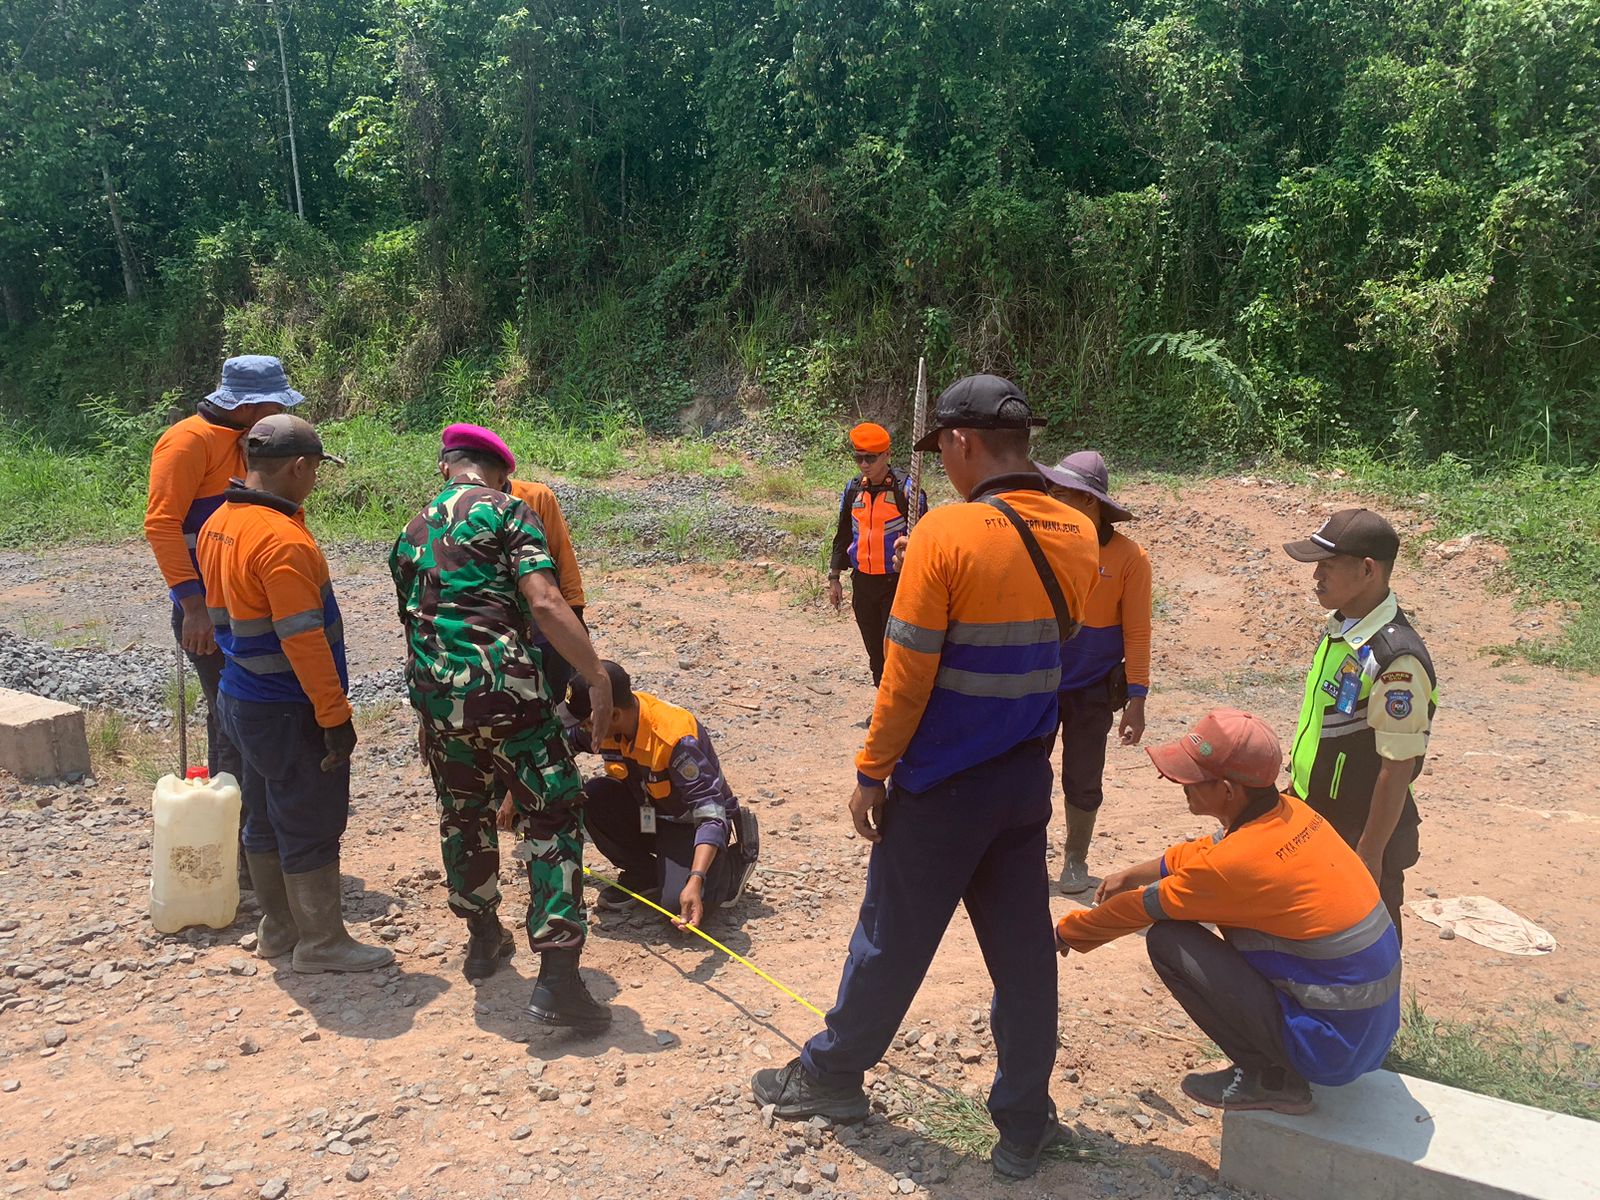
[{"x1": 271, "y1": 0, "x2": 304, "y2": 219}]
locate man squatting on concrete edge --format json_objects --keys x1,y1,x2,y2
[
  {"x1": 1283, "y1": 509, "x2": 1438, "y2": 946},
  {"x1": 197, "y1": 414, "x2": 392, "y2": 973},
  {"x1": 146, "y1": 354, "x2": 301, "y2": 882},
  {"x1": 389, "y1": 423, "x2": 616, "y2": 1029},
  {"x1": 752, "y1": 374, "x2": 1101, "y2": 1182},
  {"x1": 1055, "y1": 708, "x2": 1402, "y2": 1114}
]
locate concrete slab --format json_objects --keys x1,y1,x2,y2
[
  {"x1": 0, "y1": 687, "x2": 92, "y2": 781},
  {"x1": 1221, "y1": 1069, "x2": 1598, "y2": 1200}
]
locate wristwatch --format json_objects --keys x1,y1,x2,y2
[{"x1": 688, "y1": 870, "x2": 708, "y2": 882}]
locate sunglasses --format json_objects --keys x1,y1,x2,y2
[{"x1": 852, "y1": 452, "x2": 884, "y2": 464}]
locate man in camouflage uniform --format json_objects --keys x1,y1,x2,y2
[{"x1": 390, "y1": 423, "x2": 615, "y2": 1030}]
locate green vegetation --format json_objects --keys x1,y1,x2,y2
[
  {"x1": 896, "y1": 1083, "x2": 1110, "y2": 1163},
  {"x1": 4, "y1": 0, "x2": 1597, "y2": 467},
  {"x1": 1309, "y1": 450, "x2": 1600, "y2": 670},
  {"x1": 1, "y1": 0, "x2": 1597, "y2": 658},
  {"x1": 1385, "y1": 996, "x2": 1600, "y2": 1122}
]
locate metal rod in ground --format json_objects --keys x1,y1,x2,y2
[{"x1": 175, "y1": 644, "x2": 188, "y2": 777}]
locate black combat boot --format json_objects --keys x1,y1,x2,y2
[
  {"x1": 463, "y1": 911, "x2": 515, "y2": 982},
  {"x1": 525, "y1": 949, "x2": 611, "y2": 1032}
]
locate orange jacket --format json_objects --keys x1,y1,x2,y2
[
  {"x1": 509, "y1": 479, "x2": 585, "y2": 608},
  {"x1": 1056, "y1": 792, "x2": 1401, "y2": 1086},
  {"x1": 1058, "y1": 529, "x2": 1152, "y2": 694},
  {"x1": 858, "y1": 475, "x2": 1100, "y2": 792},
  {"x1": 197, "y1": 487, "x2": 351, "y2": 728},
  {"x1": 145, "y1": 413, "x2": 247, "y2": 601}
]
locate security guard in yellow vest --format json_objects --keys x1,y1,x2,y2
[{"x1": 1284, "y1": 509, "x2": 1438, "y2": 945}]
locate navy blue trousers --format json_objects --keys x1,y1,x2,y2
[
  {"x1": 802, "y1": 740, "x2": 1059, "y2": 1146},
  {"x1": 216, "y1": 693, "x2": 350, "y2": 874}
]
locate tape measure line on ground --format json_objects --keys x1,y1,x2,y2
[{"x1": 583, "y1": 865, "x2": 826, "y2": 1019}]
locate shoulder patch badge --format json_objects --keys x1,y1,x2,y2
[
  {"x1": 1380, "y1": 671, "x2": 1413, "y2": 683},
  {"x1": 1385, "y1": 690, "x2": 1413, "y2": 719}
]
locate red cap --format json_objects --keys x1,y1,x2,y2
[
  {"x1": 185, "y1": 767, "x2": 210, "y2": 780},
  {"x1": 849, "y1": 423, "x2": 891, "y2": 454},
  {"x1": 441, "y1": 423, "x2": 516, "y2": 472},
  {"x1": 1146, "y1": 708, "x2": 1282, "y2": 788}
]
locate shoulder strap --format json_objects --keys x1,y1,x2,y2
[{"x1": 980, "y1": 495, "x2": 1081, "y2": 642}]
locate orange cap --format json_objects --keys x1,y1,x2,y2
[
  {"x1": 1146, "y1": 708, "x2": 1282, "y2": 788},
  {"x1": 849, "y1": 422, "x2": 891, "y2": 454}
]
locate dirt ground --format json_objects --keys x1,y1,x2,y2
[{"x1": 1, "y1": 474, "x2": 1596, "y2": 1200}]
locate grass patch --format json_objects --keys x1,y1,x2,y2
[
  {"x1": 86, "y1": 710, "x2": 174, "y2": 786},
  {"x1": 650, "y1": 438, "x2": 743, "y2": 480},
  {"x1": 739, "y1": 465, "x2": 811, "y2": 503},
  {"x1": 1312, "y1": 450, "x2": 1600, "y2": 671},
  {"x1": 895, "y1": 1084, "x2": 1111, "y2": 1163},
  {"x1": 1384, "y1": 995, "x2": 1600, "y2": 1121}
]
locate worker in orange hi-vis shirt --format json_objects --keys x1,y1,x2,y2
[
  {"x1": 827, "y1": 422, "x2": 927, "y2": 686},
  {"x1": 197, "y1": 414, "x2": 392, "y2": 976},
  {"x1": 1036, "y1": 451, "x2": 1152, "y2": 895},
  {"x1": 1055, "y1": 708, "x2": 1401, "y2": 1115},
  {"x1": 507, "y1": 469, "x2": 586, "y2": 703},
  {"x1": 752, "y1": 375, "x2": 1100, "y2": 1183},
  {"x1": 145, "y1": 355, "x2": 304, "y2": 787}
]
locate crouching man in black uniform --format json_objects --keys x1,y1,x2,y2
[{"x1": 564, "y1": 661, "x2": 757, "y2": 928}]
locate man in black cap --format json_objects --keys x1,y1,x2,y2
[
  {"x1": 1283, "y1": 508, "x2": 1438, "y2": 943},
  {"x1": 751, "y1": 374, "x2": 1100, "y2": 1181}
]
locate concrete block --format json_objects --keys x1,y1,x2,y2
[
  {"x1": 1221, "y1": 1069, "x2": 1598, "y2": 1200},
  {"x1": 0, "y1": 687, "x2": 92, "y2": 781}
]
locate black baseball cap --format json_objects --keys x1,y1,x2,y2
[
  {"x1": 913, "y1": 374, "x2": 1046, "y2": 452},
  {"x1": 245, "y1": 414, "x2": 346, "y2": 465},
  {"x1": 1284, "y1": 508, "x2": 1400, "y2": 563}
]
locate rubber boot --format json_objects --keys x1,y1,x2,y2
[
  {"x1": 1060, "y1": 805, "x2": 1098, "y2": 894},
  {"x1": 244, "y1": 851, "x2": 299, "y2": 959},
  {"x1": 526, "y1": 949, "x2": 611, "y2": 1031},
  {"x1": 282, "y1": 862, "x2": 395, "y2": 974},
  {"x1": 463, "y1": 911, "x2": 515, "y2": 982}
]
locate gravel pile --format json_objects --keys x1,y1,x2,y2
[
  {"x1": 0, "y1": 629, "x2": 173, "y2": 725},
  {"x1": 0, "y1": 628, "x2": 405, "y2": 723}
]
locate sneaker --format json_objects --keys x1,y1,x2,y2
[
  {"x1": 1058, "y1": 856, "x2": 1091, "y2": 894},
  {"x1": 751, "y1": 1058, "x2": 870, "y2": 1123},
  {"x1": 991, "y1": 1107, "x2": 1066, "y2": 1180},
  {"x1": 1180, "y1": 1065, "x2": 1314, "y2": 1114},
  {"x1": 595, "y1": 874, "x2": 659, "y2": 911}
]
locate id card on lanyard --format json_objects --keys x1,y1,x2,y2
[{"x1": 1334, "y1": 654, "x2": 1362, "y2": 715}]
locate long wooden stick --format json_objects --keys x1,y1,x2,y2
[{"x1": 906, "y1": 357, "x2": 928, "y2": 533}]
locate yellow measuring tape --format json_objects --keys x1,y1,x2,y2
[{"x1": 582, "y1": 865, "x2": 826, "y2": 1019}]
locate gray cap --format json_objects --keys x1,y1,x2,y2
[{"x1": 245, "y1": 414, "x2": 346, "y2": 465}]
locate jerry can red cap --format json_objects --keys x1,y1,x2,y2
[{"x1": 185, "y1": 767, "x2": 210, "y2": 780}]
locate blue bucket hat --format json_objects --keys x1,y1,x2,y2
[{"x1": 205, "y1": 355, "x2": 305, "y2": 411}]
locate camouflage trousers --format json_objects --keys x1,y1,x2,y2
[{"x1": 420, "y1": 717, "x2": 587, "y2": 949}]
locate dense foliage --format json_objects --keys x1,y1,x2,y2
[{"x1": 2, "y1": 0, "x2": 1597, "y2": 462}]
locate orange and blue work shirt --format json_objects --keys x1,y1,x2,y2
[
  {"x1": 145, "y1": 409, "x2": 247, "y2": 605},
  {"x1": 569, "y1": 691, "x2": 739, "y2": 849},
  {"x1": 1058, "y1": 529, "x2": 1152, "y2": 697},
  {"x1": 856, "y1": 474, "x2": 1100, "y2": 793},
  {"x1": 196, "y1": 486, "x2": 350, "y2": 728},
  {"x1": 830, "y1": 470, "x2": 929, "y2": 576},
  {"x1": 1055, "y1": 791, "x2": 1401, "y2": 1086},
  {"x1": 509, "y1": 479, "x2": 585, "y2": 610}
]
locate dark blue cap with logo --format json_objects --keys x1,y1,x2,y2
[{"x1": 913, "y1": 373, "x2": 1045, "y2": 452}]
